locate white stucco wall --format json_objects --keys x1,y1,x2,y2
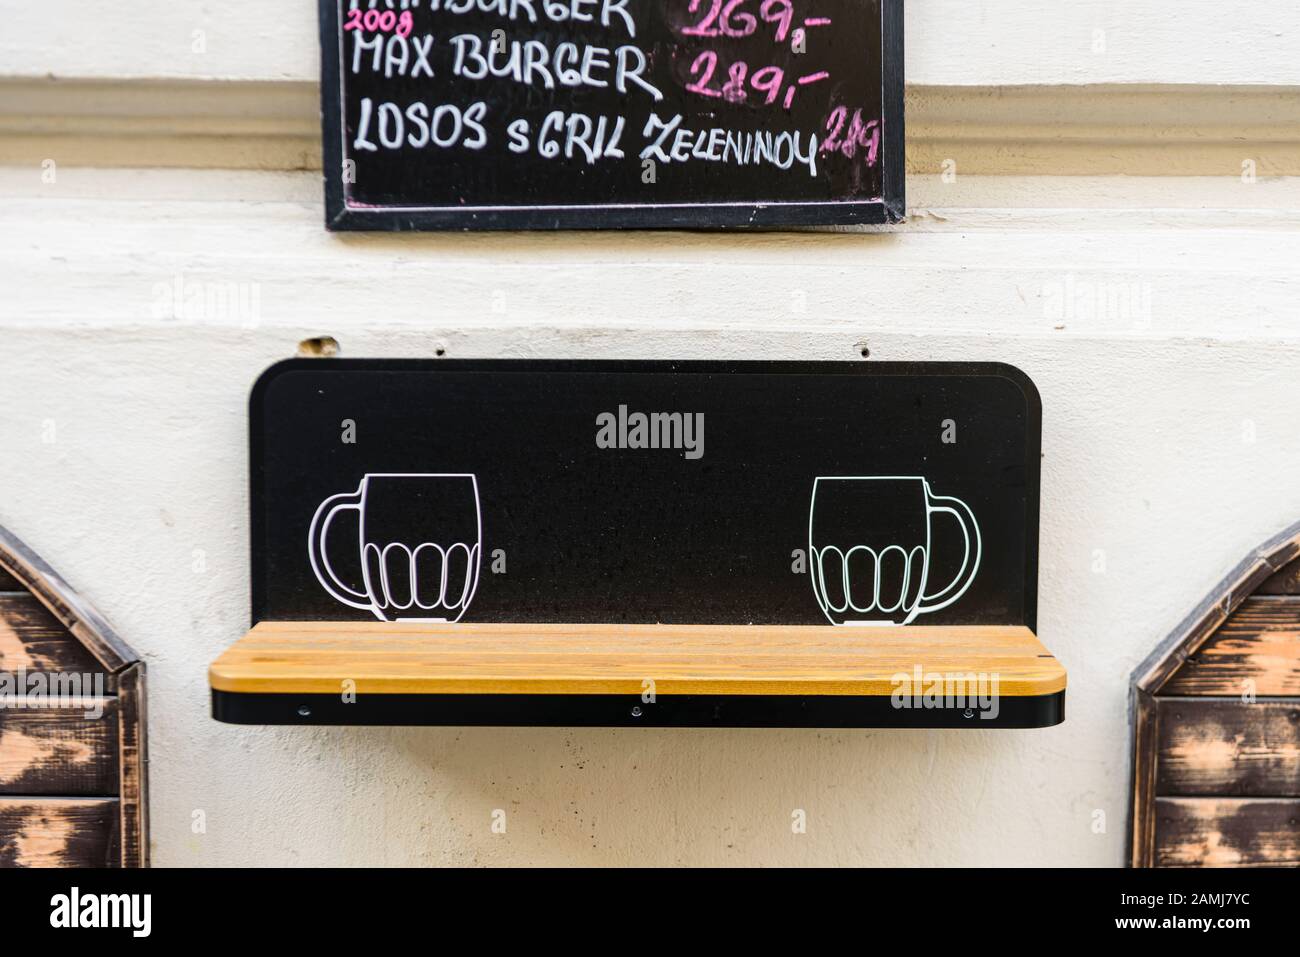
[{"x1": 1, "y1": 2, "x2": 1298, "y2": 866}]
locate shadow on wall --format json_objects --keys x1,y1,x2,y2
[{"x1": 376, "y1": 724, "x2": 1038, "y2": 866}]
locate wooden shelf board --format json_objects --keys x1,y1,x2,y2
[{"x1": 210, "y1": 622, "x2": 1066, "y2": 698}]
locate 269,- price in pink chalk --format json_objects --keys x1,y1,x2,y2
[{"x1": 682, "y1": 0, "x2": 830, "y2": 43}]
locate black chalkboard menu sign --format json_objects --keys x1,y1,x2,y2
[
  {"x1": 251, "y1": 361, "x2": 1039, "y2": 629},
  {"x1": 318, "y1": 0, "x2": 905, "y2": 229}
]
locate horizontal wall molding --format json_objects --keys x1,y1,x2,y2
[
  {"x1": 0, "y1": 78, "x2": 319, "y2": 171},
  {"x1": 906, "y1": 85, "x2": 1300, "y2": 176},
  {"x1": 2, "y1": 79, "x2": 1300, "y2": 176},
  {"x1": 2, "y1": 165, "x2": 1298, "y2": 342}
]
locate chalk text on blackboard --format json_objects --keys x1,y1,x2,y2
[
  {"x1": 449, "y1": 34, "x2": 664, "y2": 101},
  {"x1": 641, "y1": 112, "x2": 818, "y2": 176}
]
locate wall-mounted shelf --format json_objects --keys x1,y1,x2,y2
[
  {"x1": 226, "y1": 360, "x2": 1053, "y2": 730},
  {"x1": 210, "y1": 622, "x2": 1066, "y2": 728}
]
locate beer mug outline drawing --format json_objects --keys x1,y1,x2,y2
[
  {"x1": 308, "y1": 473, "x2": 482, "y2": 622},
  {"x1": 808, "y1": 476, "x2": 982, "y2": 626}
]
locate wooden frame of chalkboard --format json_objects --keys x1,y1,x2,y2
[{"x1": 318, "y1": 0, "x2": 906, "y2": 230}]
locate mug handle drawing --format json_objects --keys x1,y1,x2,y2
[
  {"x1": 915, "y1": 486, "x2": 983, "y2": 615},
  {"x1": 307, "y1": 484, "x2": 373, "y2": 612}
]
